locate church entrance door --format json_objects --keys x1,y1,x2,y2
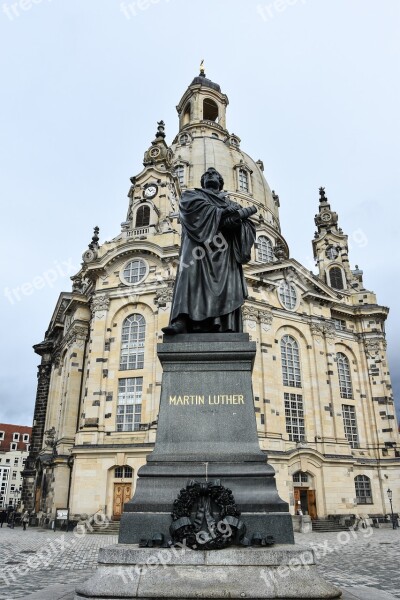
[
  {"x1": 307, "y1": 489, "x2": 317, "y2": 519},
  {"x1": 113, "y1": 483, "x2": 132, "y2": 520},
  {"x1": 294, "y1": 487, "x2": 318, "y2": 519}
]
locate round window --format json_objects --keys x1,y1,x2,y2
[
  {"x1": 278, "y1": 280, "x2": 297, "y2": 310},
  {"x1": 122, "y1": 259, "x2": 148, "y2": 285}
]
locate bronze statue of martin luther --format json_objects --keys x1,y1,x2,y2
[{"x1": 162, "y1": 167, "x2": 257, "y2": 335}]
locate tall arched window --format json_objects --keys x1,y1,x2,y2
[
  {"x1": 203, "y1": 98, "x2": 218, "y2": 121},
  {"x1": 175, "y1": 164, "x2": 185, "y2": 186},
  {"x1": 120, "y1": 314, "x2": 145, "y2": 370},
  {"x1": 336, "y1": 352, "x2": 353, "y2": 398},
  {"x1": 281, "y1": 335, "x2": 301, "y2": 387},
  {"x1": 182, "y1": 102, "x2": 191, "y2": 126},
  {"x1": 354, "y1": 475, "x2": 372, "y2": 504},
  {"x1": 257, "y1": 236, "x2": 274, "y2": 263},
  {"x1": 135, "y1": 205, "x2": 150, "y2": 228},
  {"x1": 329, "y1": 267, "x2": 344, "y2": 290},
  {"x1": 238, "y1": 169, "x2": 249, "y2": 192}
]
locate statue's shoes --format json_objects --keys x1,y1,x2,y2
[{"x1": 162, "y1": 320, "x2": 187, "y2": 335}]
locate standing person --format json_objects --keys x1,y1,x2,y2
[
  {"x1": 0, "y1": 509, "x2": 6, "y2": 527},
  {"x1": 8, "y1": 509, "x2": 15, "y2": 529},
  {"x1": 22, "y1": 510, "x2": 29, "y2": 531}
]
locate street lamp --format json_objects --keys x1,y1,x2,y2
[{"x1": 387, "y1": 488, "x2": 397, "y2": 530}]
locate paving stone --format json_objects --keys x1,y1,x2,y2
[{"x1": 0, "y1": 527, "x2": 398, "y2": 599}]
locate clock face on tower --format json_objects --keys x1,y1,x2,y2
[
  {"x1": 144, "y1": 185, "x2": 157, "y2": 199},
  {"x1": 321, "y1": 212, "x2": 332, "y2": 222}
]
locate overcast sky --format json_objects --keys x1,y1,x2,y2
[{"x1": 1, "y1": 0, "x2": 399, "y2": 425}]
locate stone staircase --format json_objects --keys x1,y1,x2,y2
[
  {"x1": 90, "y1": 520, "x2": 120, "y2": 535},
  {"x1": 311, "y1": 518, "x2": 350, "y2": 532}
]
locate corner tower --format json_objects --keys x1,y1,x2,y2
[{"x1": 313, "y1": 187, "x2": 365, "y2": 295}]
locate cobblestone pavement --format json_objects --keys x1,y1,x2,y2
[
  {"x1": 0, "y1": 526, "x2": 398, "y2": 599},
  {"x1": 0, "y1": 527, "x2": 118, "y2": 599},
  {"x1": 297, "y1": 528, "x2": 400, "y2": 598}
]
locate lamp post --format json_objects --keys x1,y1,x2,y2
[{"x1": 387, "y1": 488, "x2": 397, "y2": 530}]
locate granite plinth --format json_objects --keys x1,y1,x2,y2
[
  {"x1": 120, "y1": 333, "x2": 293, "y2": 545},
  {"x1": 74, "y1": 545, "x2": 342, "y2": 599}
]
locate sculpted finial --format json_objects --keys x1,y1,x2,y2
[
  {"x1": 199, "y1": 59, "x2": 205, "y2": 77},
  {"x1": 89, "y1": 226, "x2": 99, "y2": 250},
  {"x1": 156, "y1": 120, "x2": 166, "y2": 138},
  {"x1": 319, "y1": 187, "x2": 327, "y2": 202}
]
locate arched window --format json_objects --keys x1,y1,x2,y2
[
  {"x1": 354, "y1": 475, "x2": 372, "y2": 504},
  {"x1": 203, "y1": 98, "x2": 218, "y2": 121},
  {"x1": 135, "y1": 205, "x2": 150, "y2": 228},
  {"x1": 336, "y1": 352, "x2": 353, "y2": 398},
  {"x1": 175, "y1": 164, "x2": 185, "y2": 186},
  {"x1": 257, "y1": 236, "x2": 274, "y2": 263},
  {"x1": 115, "y1": 466, "x2": 133, "y2": 478},
  {"x1": 120, "y1": 314, "x2": 146, "y2": 370},
  {"x1": 238, "y1": 169, "x2": 249, "y2": 192},
  {"x1": 329, "y1": 267, "x2": 344, "y2": 290},
  {"x1": 281, "y1": 335, "x2": 301, "y2": 387},
  {"x1": 182, "y1": 102, "x2": 191, "y2": 126},
  {"x1": 292, "y1": 471, "x2": 308, "y2": 484},
  {"x1": 278, "y1": 281, "x2": 297, "y2": 310}
]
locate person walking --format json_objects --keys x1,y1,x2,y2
[
  {"x1": 0, "y1": 509, "x2": 6, "y2": 527},
  {"x1": 22, "y1": 510, "x2": 29, "y2": 531}
]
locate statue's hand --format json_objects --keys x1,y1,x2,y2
[
  {"x1": 221, "y1": 211, "x2": 241, "y2": 229},
  {"x1": 222, "y1": 205, "x2": 238, "y2": 215}
]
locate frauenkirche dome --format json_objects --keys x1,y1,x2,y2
[{"x1": 171, "y1": 69, "x2": 283, "y2": 239}]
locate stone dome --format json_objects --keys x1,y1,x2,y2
[
  {"x1": 171, "y1": 74, "x2": 281, "y2": 232},
  {"x1": 170, "y1": 135, "x2": 280, "y2": 231},
  {"x1": 190, "y1": 75, "x2": 221, "y2": 92}
]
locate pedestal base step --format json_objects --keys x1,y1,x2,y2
[{"x1": 74, "y1": 544, "x2": 341, "y2": 599}]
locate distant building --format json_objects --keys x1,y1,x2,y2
[
  {"x1": 22, "y1": 70, "x2": 399, "y2": 523},
  {"x1": 0, "y1": 424, "x2": 31, "y2": 510}
]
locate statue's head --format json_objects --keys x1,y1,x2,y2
[{"x1": 201, "y1": 167, "x2": 224, "y2": 191}]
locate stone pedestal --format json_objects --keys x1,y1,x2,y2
[
  {"x1": 74, "y1": 545, "x2": 342, "y2": 599},
  {"x1": 120, "y1": 333, "x2": 293, "y2": 545},
  {"x1": 76, "y1": 334, "x2": 342, "y2": 598}
]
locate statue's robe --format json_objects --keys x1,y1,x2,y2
[{"x1": 169, "y1": 188, "x2": 256, "y2": 332}]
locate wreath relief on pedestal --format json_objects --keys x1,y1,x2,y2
[{"x1": 170, "y1": 479, "x2": 246, "y2": 550}]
